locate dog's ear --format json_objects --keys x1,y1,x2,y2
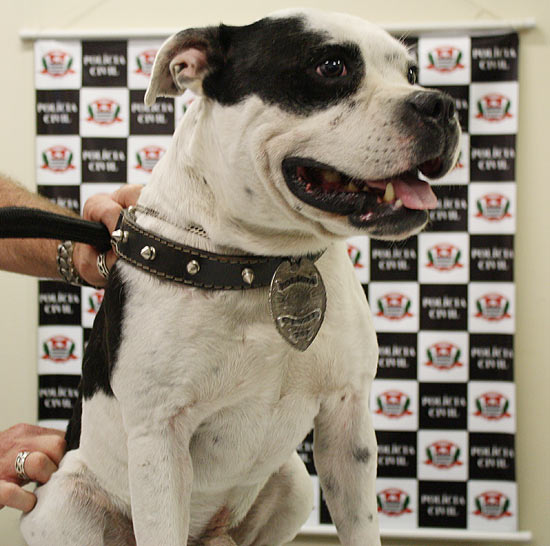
[{"x1": 145, "y1": 27, "x2": 222, "y2": 106}]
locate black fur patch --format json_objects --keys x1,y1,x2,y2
[
  {"x1": 202, "y1": 17, "x2": 365, "y2": 114},
  {"x1": 352, "y1": 446, "x2": 371, "y2": 464},
  {"x1": 65, "y1": 267, "x2": 126, "y2": 450}
]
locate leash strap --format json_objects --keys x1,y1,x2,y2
[
  {"x1": 113, "y1": 209, "x2": 290, "y2": 290},
  {"x1": 0, "y1": 207, "x2": 111, "y2": 252},
  {"x1": 0, "y1": 206, "x2": 323, "y2": 291}
]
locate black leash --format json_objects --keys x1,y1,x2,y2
[{"x1": 0, "y1": 207, "x2": 111, "y2": 251}]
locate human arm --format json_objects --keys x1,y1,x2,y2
[
  {"x1": 0, "y1": 174, "x2": 70, "y2": 279},
  {"x1": 0, "y1": 174, "x2": 142, "y2": 286}
]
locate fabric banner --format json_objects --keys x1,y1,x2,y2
[{"x1": 34, "y1": 30, "x2": 519, "y2": 535}]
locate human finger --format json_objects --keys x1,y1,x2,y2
[
  {"x1": 30, "y1": 434, "x2": 66, "y2": 467},
  {"x1": 83, "y1": 184, "x2": 143, "y2": 233},
  {"x1": 111, "y1": 184, "x2": 143, "y2": 210},
  {"x1": 21, "y1": 452, "x2": 58, "y2": 485},
  {"x1": 82, "y1": 192, "x2": 123, "y2": 234},
  {"x1": 0, "y1": 481, "x2": 36, "y2": 513},
  {"x1": 73, "y1": 242, "x2": 106, "y2": 288}
]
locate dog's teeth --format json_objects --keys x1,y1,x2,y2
[
  {"x1": 395, "y1": 198, "x2": 403, "y2": 208},
  {"x1": 383, "y1": 182, "x2": 395, "y2": 203}
]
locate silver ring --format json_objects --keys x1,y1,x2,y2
[
  {"x1": 97, "y1": 252, "x2": 110, "y2": 279},
  {"x1": 15, "y1": 451, "x2": 31, "y2": 481}
]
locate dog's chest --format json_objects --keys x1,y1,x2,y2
[{"x1": 113, "y1": 268, "x2": 334, "y2": 484}]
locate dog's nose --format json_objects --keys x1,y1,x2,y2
[{"x1": 407, "y1": 91, "x2": 456, "y2": 125}]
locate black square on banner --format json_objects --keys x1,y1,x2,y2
[
  {"x1": 296, "y1": 430, "x2": 316, "y2": 474},
  {"x1": 470, "y1": 334, "x2": 514, "y2": 381},
  {"x1": 370, "y1": 237, "x2": 418, "y2": 281},
  {"x1": 419, "y1": 383, "x2": 467, "y2": 429},
  {"x1": 36, "y1": 90, "x2": 79, "y2": 135},
  {"x1": 83, "y1": 327, "x2": 94, "y2": 352},
  {"x1": 420, "y1": 284, "x2": 468, "y2": 330},
  {"x1": 376, "y1": 333, "x2": 418, "y2": 379},
  {"x1": 37, "y1": 185, "x2": 80, "y2": 215},
  {"x1": 39, "y1": 281, "x2": 81, "y2": 326},
  {"x1": 38, "y1": 374, "x2": 80, "y2": 421},
  {"x1": 376, "y1": 431, "x2": 417, "y2": 478},
  {"x1": 82, "y1": 41, "x2": 128, "y2": 87},
  {"x1": 426, "y1": 186, "x2": 468, "y2": 232},
  {"x1": 471, "y1": 34, "x2": 518, "y2": 82},
  {"x1": 130, "y1": 90, "x2": 175, "y2": 135},
  {"x1": 81, "y1": 138, "x2": 127, "y2": 182},
  {"x1": 469, "y1": 433, "x2": 515, "y2": 481},
  {"x1": 419, "y1": 481, "x2": 467, "y2": 528},
  {"x1": 470, "y1": 135, "x2": 516, "y2": 182},
  {"x1": 426, "y1": 85, "x2": 469, "y2": 132},
  {"x1": 470, "y1": 235, "x2": 514, "y2": 281}
]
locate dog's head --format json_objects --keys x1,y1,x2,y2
[{"x1": 146, "y1": 9, "x2": 460, "y2": 250}]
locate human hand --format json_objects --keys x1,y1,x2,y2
[
  {"x1": 73, "y1": 184, "x2": 143, "y2": 287},
  {"x1": 0, "y1": 424, "x2": 66, "y2": 512}
]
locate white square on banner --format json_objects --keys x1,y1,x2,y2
[
  {"x1": 418, "y1": 36, "x2": 471, "y2": 85},
  {"x1": 369, "y1": 282, "x2": 419, "y2": 333},
  {"x1": 80, "y1": 88, "x2": 129, "y2": 138},
  {"x1": 418, "y1": 331, "x2": 469, "y2": 383},
  {"x1": 376, "y1": 478, "x2": 418, "y2": 530},
  {"x1": 35, "y1": 40, "x2": 81, "y2": 89},
  {"x1": 468, "y1": 282, "x2": 515, "y2": 334},
  {"x1": 80, "y1": 183, "x2": 125, "y2": 216},
  {"x1": 418, "y1": 232, "x2": 469, "y2": 284},
  {"x1": 37, "y1": 419, "x2": 69, "y2": 432},
  {"x1": 468, "y1": 381, "x2": 516, "y2": 433},
  {"x1": 346, "y1": 236, "x2": 370, "y2": 284},
  {"x1": 38, "y1": 325, "x2": 82, "y2": 375},
  {"x1": 418, "y1": 430, "x2": 468, "y2": 482},
  {"x1": 127, "y1": 135, "x2": 172, "y2": 184},
  {"x1": 468, "y1": 481, "x2": 517, "y2": 532},
  {"x1": 36, "y1": 135, "x2": 81, "y2": 185},
  {"x1": 81, "y1": 286, "x2": 105, "y2": 329},
  {"x1": 469, "y1": 182, "x2": 516, "y2": 234},
  {"x1": 371, "y1": 379, "x2": 418, "y2": 431},
  {"x1": 469, "y1": 82, "x2": 519, "y2": 135},
  {"x1": 127, "y1": 40, "x2": 165, "y2": 89},
  {"x1": 305, "y1": 475, "x2": 320, "y2": 527}
]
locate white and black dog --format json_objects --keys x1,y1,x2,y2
[{"x1": 21, "y1": 8, "x2": 459, "y2": 546}]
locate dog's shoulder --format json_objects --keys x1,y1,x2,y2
[{"x1": 65, "y1": 266, "x2": 127, "y2": 450}]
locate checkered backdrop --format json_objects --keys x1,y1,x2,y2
[{"x1": 34, "y1": 31, "x2": 518, "y2": 535}]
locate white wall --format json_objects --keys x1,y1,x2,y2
[{"x1": 1, "y1": 1, "x2": 548, "y2": 545}]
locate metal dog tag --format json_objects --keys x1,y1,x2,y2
[{"x1": 269, "y1": 258, "x2": 326, "y2": 351}]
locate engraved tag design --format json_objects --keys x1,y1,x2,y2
[{"x1": 269, "y1": 259, "x2": 326, "y2": 351}]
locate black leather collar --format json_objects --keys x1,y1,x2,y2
[{"x1": 112, "y1": 209, "x2": 322, "y2": 290}]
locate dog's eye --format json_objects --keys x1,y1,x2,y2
[
  {"x1": 407, "y1": 65, "x2": 418, "y2": 85},
  {"x1": 316, "y1": 59, "x2": 347, "y2": 78}
]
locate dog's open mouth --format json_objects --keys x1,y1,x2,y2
[{"x1": 282, "y1": 156, "x2": 443, "y2": 230}]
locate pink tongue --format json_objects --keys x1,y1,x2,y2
[{"x1": 392, "y1": 179, "x2": 438, "y2": 210}]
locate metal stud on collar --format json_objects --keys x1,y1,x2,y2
[
  {"x1": 186, "y1": 260, "x2": 200, "y2": 275},
  {"x1": 242, "y1": 268, "x2": 254, "y2": 285},
  {"x1": 140, "y1": 246, "x2": 156, "y2": 261},
  {"x1": 111, "y1": 229, "x2": 129, "y2": 244}
]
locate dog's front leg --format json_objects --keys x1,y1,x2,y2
[
  {"x1": 126, "y1": 423, "x2": 194, "y2": 546},
  {"x1": 313, "y1": 390, "x2": 380, "y2": 546}
]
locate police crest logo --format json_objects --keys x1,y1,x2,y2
[{"x1": 377, "y1": 488, "x2": 412, "y2": 516}]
